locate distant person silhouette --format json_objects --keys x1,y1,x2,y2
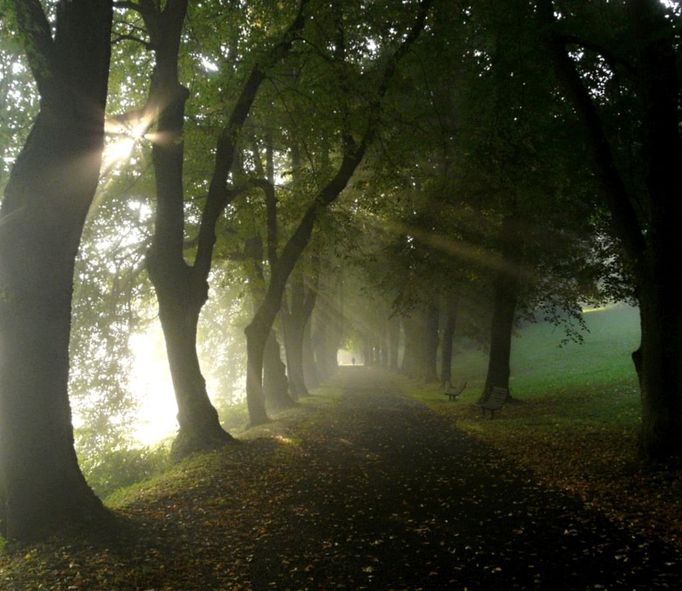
[{"x1": 352, "y1": 357, "x2": 356, "y2": 366}]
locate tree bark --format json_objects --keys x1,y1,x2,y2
[
  {"x1": 263, "y1": 330, "x2": 292, "y2": 412},
  {"x1": 140, "y1": 0, "x2": 233, "y2": 459},
  {"x1": 401, "y1": 314, "x2": 423, "y2": 377},
  {"x1": 363, "y1": 340, "x2": 374, "y2": 367},
  {"x1": 388, "y1": 316, "x2": 400, "y2": 371},
  {"x1": 637, "y1": 276, "x2": 682, "y2": 459},
  {"x1": 483, "y1": 215, "x2": 522, "y2": 396},
  {"x1": 149, "y1": 268, "x2": 232, "y2": 459},
  {"x1": 313, "y1": 307, "x2": 340, "y2": 380},
  {"x1": 440, "y1": 295, "x2": 458, "y2": 386},
  {"x1": 302, "y1": 320, "x2": 320, "y2": 387},
  {"x1": 0, "y1": 0, "x2": 113, "y2": 540},
  {"x1": 242, "y1": 235, "x2": 295, "y2": 416},
  {"x1": 423, "y1": 303, "x2": 440, "y2": 382},
  {"x1": 283, "y1": 318, "x2": 308, "y2": 397},
  {"x1": 282, "y1": 266, "x2": 317, "y2": 398}
]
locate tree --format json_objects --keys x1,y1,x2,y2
[
  {"x1": 431, "y1": 0, "x2": 606, "y2": 398},
  {"x1": 119, "y1": 0, "x2": 308, "y2": 457},
  {"x1": 281, "y1": 258, "x2": 319, "y2": 398},
  {"x1": 0, "y1": 0, "x2": 114, "y2": 540},
  {"x1": 538, "y1": 0, "x2": 682, "y2": 460},
  {"x1": 243, "y1": 0, "x2": 435, "y2": 424}
]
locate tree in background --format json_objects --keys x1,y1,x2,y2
[
  {"x1": 117, "y1": 0, "x2": 308, "y2": 456},
  {"x1": 242, "y1": 0, "x2": 434, "y2": 425}
]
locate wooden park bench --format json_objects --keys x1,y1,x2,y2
[
  {"x1": 444, "y1": 380, "x2": 467, "y2": 401},
  {"x1": 478, "y1": 386, "x2": 508, "y2": 418}
]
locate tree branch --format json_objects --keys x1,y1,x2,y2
[
  {"x1": 360, "y1": 0, "x2": 435, "y2": 153},
  {"x1": 250, "y1": 0, "x2": 435, "y2": 332},
  {"x1": 112, "y1": 33, "x2": 152, "y2": 48},
  {"x1": 113, "y1": 1, "x2": 142, "y2": 11},
  {"x1": 193, "y1": 0, "x2": 310, "y2": 279},
  {"x1": 11, "y1": 0, "x2": 56, "y2": 96},
  {"x1": 250, "y1": 179, "x2": 279, "y2": 269},
  {"x1": 537, "y1": 0, "x2": 646, "y2": 264}
]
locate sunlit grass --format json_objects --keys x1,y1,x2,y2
[{"x1": 104, "y1": 384, "x2": 344, "y2": 507}]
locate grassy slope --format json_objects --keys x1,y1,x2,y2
[
  {"x1": 404, "y1": 304, "x2": 682, "y2": 550},
  {"x1": 0, "y1": 388, "x2": 346, "y2": 589}
]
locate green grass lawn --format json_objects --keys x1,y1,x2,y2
[
  {"x1": 403, "y1": 304, "x2": 682, "y2": 551},
  {"x1": 451, "y1": 303, "x2": 640, "y2": 397}
]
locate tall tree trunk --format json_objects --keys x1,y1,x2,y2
[
  {"x1": 150, "y1": 272, "x2": 232, "y2": 459},
  {"x1": 263, "y1": 330, "x2": 292, "y2": 412},
  {"x1": 440, "y1": 295, "x2": 458, "y2": 386},
  {"x1": 313, "y1": 309, "x2": 341, "y2": 379},
  {"x1": 134, "y1": 1, "x2": 307, "y2": 441},
  {"x1": 245, "y1": 321, "x2": 271, "y2": 425},
  {"x1": 629, "y1": 1, "x2": 682, "y2": 460},
  {"x1": 302, "y1": 320, "x2": 320, "y2": 387},
  {"x1": 401, "y1": 315, "x2": 423, "y2": 377},
  {"x1": 378, "y1": 321, "x2": 389, "y2": 368},
  {"x1": 283, "y1": 319, "x2": 308, "y2": 397},
  {"x1": 403, "y1": 305, "x2": 439, "y2": 381},
  {"x1": 637, "y1": 274, "x2": 682, "y2": 458},
  {"x1": 141, "y1": 0, "x2": 232, "y2": 459},
  {"x1": 0, "y1": 0, "x2": 113, "y2": 540},
  {"x1": 363, "y1": 340, "x2": 373, "y2": 367},
  {"x1": 281, "y1": 266, "x2": 317, "y2": 398},
  {"x1": 388, "y1": 316, "x2": 400, "y2": 370},
  {"x1": 483, "y1": 270, "x2": 519, "y2": 395},
  {"x1": 483, "y1": 215, "x2": 521, "y2": 396},
  {"x1": 243, "y1": 236, "x2": 294, "y2": 416},
  {"x1": 423, "y1": 303, "x2": 440, "y2": 382}
]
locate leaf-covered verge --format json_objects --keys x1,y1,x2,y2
[
  {"x1": 77, "y1": 399, "x2": 257, "y2": 501},
  {"x1": 1, "y1": 371, "x2": 682, "y2": 590},
  {"x1": 405, "y1": 304, "x2": 682, "y2": 552},
  {"x1": 0, "y1": 387, "x2": 344, "y2": 590}
]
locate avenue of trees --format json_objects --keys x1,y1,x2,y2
[{"x1": 0, "y1": 0, "x2": 679, "y2": 541}]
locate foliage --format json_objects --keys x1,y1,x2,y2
[
  {"x1": 80, "y1": 444, "x2": 170, "y2": 500},
  {"x1": 0, "y1": 17, "x2": 37, "y2": 194},
  {"x1": 70, "y1": 181, "x2": 154, "y2": 457},
  {"x1": 197, "y1": 264, "x2": 251, "y2": 406}
]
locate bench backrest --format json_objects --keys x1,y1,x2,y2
[{"x1": 446, "y1": 381, "x2": 467, "y2": 395}]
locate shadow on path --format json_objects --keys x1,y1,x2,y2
[
  {"x1": 246, "y1": 367, "x2": 681, "y2": 590},
  {"x1": 4, "y1": 367, "x2": 680, "y2": 590}
]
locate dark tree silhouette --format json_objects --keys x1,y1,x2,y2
[
  {"x1": 539, "y1": 0, "x2": 682, "y2": 460},
  {"x1": 0, "y1": 0, "x2": 113, "y2": 540}
]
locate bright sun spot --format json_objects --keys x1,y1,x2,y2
[
  {"x1": 103, "y1": 137, "x2": 136, "y2": 169},
  {"x1": 102, "y1": 116, "x2": 151, "y2": 170}
]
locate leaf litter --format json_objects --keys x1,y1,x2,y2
[{"x1": 1, "y1": 368, "x2": 681, "y2": 589}]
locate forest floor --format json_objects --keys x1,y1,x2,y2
[{"x1": 2, "y1": 367, "x2": 682, "y2": 590}]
